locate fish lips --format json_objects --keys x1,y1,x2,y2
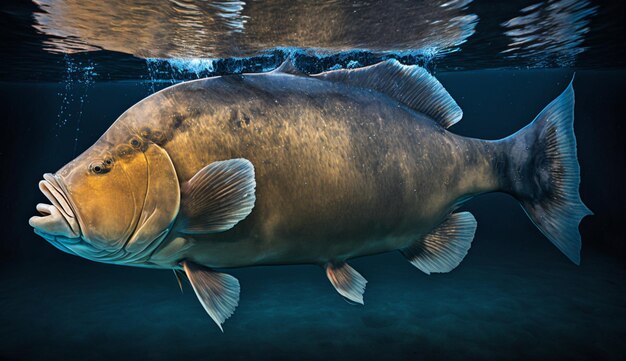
[{"x1": 29, "y1": 173, "x2": 81, "y2": 240}]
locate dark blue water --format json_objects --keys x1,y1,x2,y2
[
  {"x1": 1, "y1": 1, "x2": 625, "y2": 360},
  {"x1": 1, "y1": 70, "x2": 624, "y2": 360}
]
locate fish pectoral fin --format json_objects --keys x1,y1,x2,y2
[
  {"x1": 402, "y1": 212, "x2": 477, "y2": 275},
  {"x1": 179, "y1": 158, "x2": 256, "y2": 234},
  {"x1": 325, "y1": 262, "x2": 367, "y2": 305},
  {"x1": 183, "y1": 261, "x2": 240, "y2": 331}
]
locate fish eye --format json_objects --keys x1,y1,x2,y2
[
  {"x1": 89, "y1": 162, "x2": 109, "y2": 175},
  {"x1": 91, "y1": 164, "x2": 103, "y2": 174}
]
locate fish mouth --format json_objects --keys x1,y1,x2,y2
[{"x1": 29, "y1": 173, "x2": 81, "y2": 240}]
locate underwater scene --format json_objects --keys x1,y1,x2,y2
[{"x1": 1, "y1": 0, "x2": 625, "y2": 360}]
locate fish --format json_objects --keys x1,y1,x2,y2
[{"x1": 29, "y1": 59, "x2": 592, "y2": 330}]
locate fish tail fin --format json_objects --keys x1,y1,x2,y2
[{"x1": 504, "y1": 76, "x2": 592, "y2": 265}]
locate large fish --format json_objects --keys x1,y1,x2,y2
[{"x1": 29, "y1": 59, "x2": 591, "y2": 330}]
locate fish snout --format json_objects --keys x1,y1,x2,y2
[{"x1": 29, "y1": 173, "x2": 80, "y2": 239}]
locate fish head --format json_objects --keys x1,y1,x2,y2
[{"x1": 29, "y1": 130, "x2": 180, "y2": 264}]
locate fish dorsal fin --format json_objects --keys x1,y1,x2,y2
[
  {"x1": 312, "y1": 59, "x2": 463, "y2": 128},
  {"x1": 272, "y1": 57, "x2": 305, "y2": 76}
]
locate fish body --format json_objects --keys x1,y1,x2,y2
[
  {"x1": 29, "y1": 60, "x2": 591, "y2": 329},
  {"x1": 133, "y1": 68, "x2": 495, "y2": 269}
]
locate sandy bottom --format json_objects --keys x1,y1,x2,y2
[{"x1": 1, "y1": 243, "x2": 624, "y2": 361}]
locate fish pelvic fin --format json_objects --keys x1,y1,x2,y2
[
  {"x1": 402, "y1": 212, "x2": 477, "y2": 274},
  {"x1": 502, "y1": 76, "x2": 592, "y2": 265},
  {"x1": 325, "y1": 262, "x2": 367, "y2": 305},
  {"x1": 183, "y1": 261, "x2": 240, "y2": 331}
]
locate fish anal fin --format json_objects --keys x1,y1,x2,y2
[
  {"x1": 402, "y1": 212, "x2": 477, "y2": 274},
  {"x1": 325, "y1": 262, "x2": 367, "y2": 305},
  {"x1": 312, "y1": 59, "x2": 462, "y2": 128},
  {"x1": 183, "y1": 261, "x2": 240, "y2": 331},
  {"x1": 179, "y1": 158, "x2": 256, "y2": 234}
]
